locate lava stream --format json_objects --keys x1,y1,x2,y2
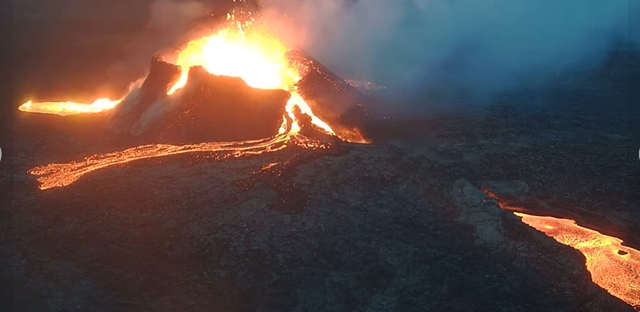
[
  {"x1": 488, "y1": 193, "x2": 639, "y2": 309},
  {"x1": 19, "y1": 98, "x2": 120, "y2": 116},
  {"x1": 30, "y1": 131, "x2": 328, "y2": 190}
]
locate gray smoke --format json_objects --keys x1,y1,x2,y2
[
  {"x1": 106, "y1": 0, "x2": 218, "y2": 131},
  {"x1": 259, "y1": 0, "x2": 638, "y2": 110},
  {"x1": 107, "y1": 0, "x2": 214, "y2": 84}
]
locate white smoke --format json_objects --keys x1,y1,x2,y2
[
  {"x1": 259, "y1": 0, "x2": 638, "y2": 108},
  {"x1": 106, "y1": 0, "x2": 221, "y2": 133},
  {"x1": 108, "y1": 0, "x2": 214, "y2": 84}
]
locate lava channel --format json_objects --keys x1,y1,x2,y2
[{"x1": 488, "y1": 192, "x2": 640, "y2": 309}]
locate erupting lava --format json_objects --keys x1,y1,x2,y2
[
  {"x1": 19, "y1": 12, "x2": 366, "y2": 190},
  {"x1": 168, "y1": 15, "x2": 299, "y2": 93},
  {"x1": 20, "y1": 13, "x2": 332, "y2": 135},
  {"x1": 487, "y1": 192, "x2": 640, "y2": 309},
  {"x1": 163, "y1": 13, "x2": 335, "y2": 135}
]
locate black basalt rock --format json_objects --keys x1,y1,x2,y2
[
  {"x1": 106, "y1": 57, "x2": 289, "y2": 144},
  {"x1": 154, "y1": 66, "x2": 289, "y2": 144},
  {"x1": 286, "y1": 48, "x2": 377, "y2": 142}
]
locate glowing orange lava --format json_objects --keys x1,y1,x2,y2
[
  {"x1": 18, "y1": 98, "x2": 120, "y2": 116},
  {"x1": 19, "y1": 13, "x2": 334, "y2": 136},
  {"x1": 20, "y1": 12, "x2": 366, "y2": 190},
  {"x1": 168, "y1": 14, "x2": 299, "y2": 93},
  {"x1": 488, "y1": 193, "x2": 639, "y2": 309},
  {"x1": 165, "y1": 14, "x2": 334, "y2": 135},
  {"x1": 29, "y1": 133, "x2": 318, "y2": 190},
  {"x1": 515, "y1": 213, "x2": 640, "y2": 309}
]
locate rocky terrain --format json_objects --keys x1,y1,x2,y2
[
  {"x1": 2, "y1": 0, "x2": 639, "y2": 311},
  {"x1": 2, "y1": 93, "x2": 638, "y2": 311}
]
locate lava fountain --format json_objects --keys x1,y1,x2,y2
[
  {"x1": 19, "y1": 13, "x2": 331, "y2": 135},
  {"x1": 19, "y1": 12, "x2": 369, "y2": 190},
  {"x1": 487, "y1": 192, "x2": 640, "y2": 309}
]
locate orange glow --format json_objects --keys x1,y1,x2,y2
[
  {"x1": 166, "y1": 14, "x2": 334, "y2": 136},
  {"x1": 488, "y1": 192, "x2": 639, "y2": 309},
  {"x1": 20, "y1": 13, "x2": 338, "y2": 137},
  {"x1": 29, "y1": 132, "x2": 329, "y2": 190},
  {"x1": 18, "y1": 98, "x2": 120, "y2": 116},
  {"x1": 21, "y1": 12, "x2": 370, "y2": 190},
  {"x1": 514, "y1": 213, "x2": 639, "y2": 309},
  {"x1": 169, "y1": 19, "x2": 298, "y2": 92}
]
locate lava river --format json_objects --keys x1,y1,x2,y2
[{"x1": 488, "y1": 192, "x2": 640, "y2": 309}]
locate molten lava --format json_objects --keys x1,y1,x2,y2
[
  {"x1": 29, "y1": 132, "x2": 323, "y2": 190},
  {"x1": 164, "y1": 14, "x2": 334, "y2": 136},
  {"x1": 19, "y1": 13, "x2": 335, "y2": 136},
  {"x1": 488, "y1": 193, "x2": 639, "y2": 309},
  {"x1": 515, "y1": 213, "x2": 640, "y2": 308},
  {"x1": 168, "y1": 15, "x2": 299, "y2": 93},
  {"x1": 19, "y1": 98, "x2": 120, "y2": 116},
  {"x1": 19, "y1": 12, "x2": 370, "y2": 190}
]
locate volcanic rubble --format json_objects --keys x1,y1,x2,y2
[{"x1": 3, "y1": 50, "x2": 639, "y2": 312}]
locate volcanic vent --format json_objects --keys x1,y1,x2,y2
[{"x1": 19, "y1": 13, "x2": 374, "y2": 190}]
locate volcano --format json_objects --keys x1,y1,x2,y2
[
  {"x1": 19, "y1": 13, "x2": 373, "y2": 146},
  {"x1": 19, "y1": 53, "x2": 374, "y2": 146},
  {"x1": 287, "y1": 48, "x2": 374, "y2": 143},
  {"x1": 7, "y1": 5, "x2": 639, "y2": 312},
  {"x1": 106, "y1": 56, "x2": 291, "y2": 144},
  {"x1": 101, "y1": 51, "x2": 373, "y2": 145},
  {"x1": 16, "y1": 12, "x2": 379, "y2": 191}
]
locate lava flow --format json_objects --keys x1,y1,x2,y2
[
  {"x1": 20, "y1": 12, "x2": 364, "y2": 190},
  {"x1": 487, "y1": 192, "x2": 640, "y2": 309},
  {"x1": 19, "y1": 98, "x2": 120, "y2": 116},
  {"x1": 19, "y1": 13, "x2": 332, "y2": 135}
]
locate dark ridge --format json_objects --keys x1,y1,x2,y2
[
  {"x1": 105, "y1": 58, "x2": 289, "y2": 144},
  {"x1": 287, "y1": 48, "x2": 377, "y2": 142},
  {"x1": 153, "y1": 66, "x2": 289, "y2": 144},
  {"x1": 106, "y1": 55, "x2": 181, "y2": 134}
]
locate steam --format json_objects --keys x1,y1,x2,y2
[
  {"x1": 110, "y1": 0, "x2": 636, "y2": 113},
  {"x1": 106, "y1": 0, "x2": 220, "y2": 128},
  {"x1": 259, "y1": 0, "x2": 637, "y2": 109},
  {"x1": 108, "y1": 0, "x2": 213, "y2": 85}
]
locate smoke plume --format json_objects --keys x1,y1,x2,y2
[
  {"x1": 259, "y1": 0, "x2": 638, "y2": 110},
  {"x1": 108, "y1": 0, "x2": 215, "y2": 84}
]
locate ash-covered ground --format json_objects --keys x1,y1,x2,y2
[{"x1": 2, "y1": 1, "x2": 639, "y2": 311}]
